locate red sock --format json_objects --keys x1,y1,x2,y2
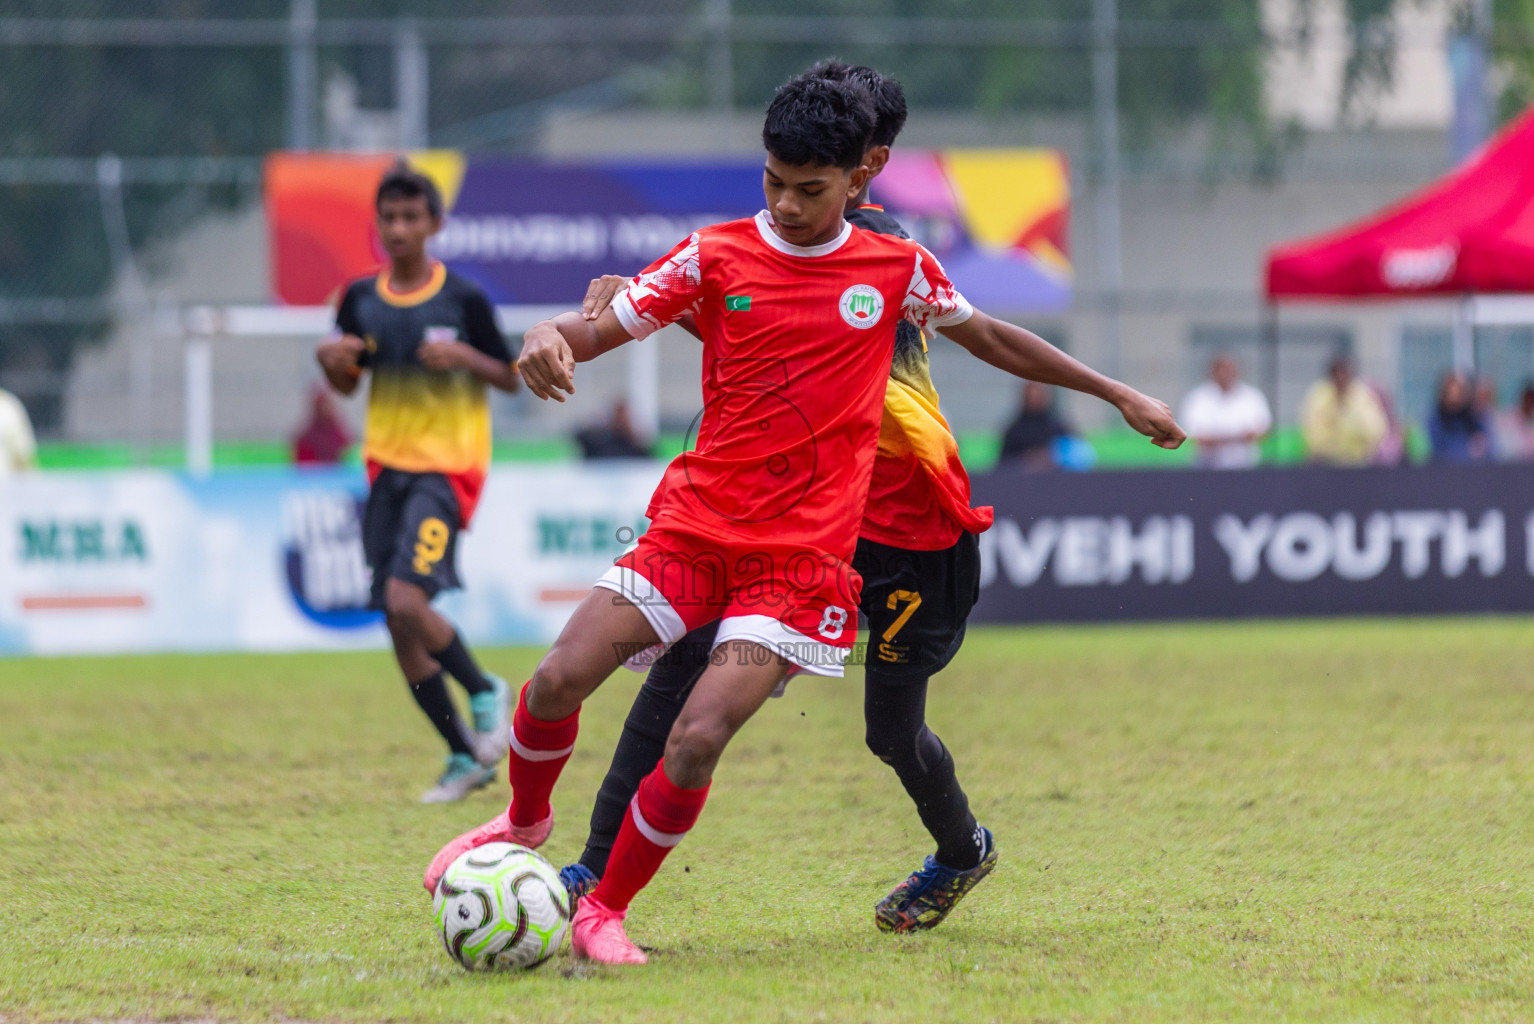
[
  {"x1": 590, "y1": 764, "x2": 710, "y2": 913},
  {"x1": 507, "y1": 681, "x2": 580, "y2": 827}
]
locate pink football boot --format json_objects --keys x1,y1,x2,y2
[
  {"x1": 421, "y1": 806, "x2": 554, "y2": 894},
  {"x1": 571, "y1": 898, "x2": 647, "y2": 965}
]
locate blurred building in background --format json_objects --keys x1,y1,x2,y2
[{"x1": 2, "y1": 0, "x2": 1531, "y2": 467}]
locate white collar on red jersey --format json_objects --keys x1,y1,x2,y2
[{"x1": 753, "y1": 210, "x2": 853, "y2": 258}]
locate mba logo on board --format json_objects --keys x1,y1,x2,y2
[{"x1": 19, "y1": 519, "x2": 148, "y2": 564}]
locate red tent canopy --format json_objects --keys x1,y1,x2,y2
[{"x1": 1265, "y1": 105, "x2": 1534, "y2": 300}]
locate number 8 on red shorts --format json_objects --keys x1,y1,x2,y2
[{"x1": 595, "y1": 517, "x2": 864, "y2": 677}]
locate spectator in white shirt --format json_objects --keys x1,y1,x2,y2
[
  {"x1": 0, "y1": 386, "x2": 36, "y2": 478},
  {"x1": 1178, "y1": 354, "x2": 1272, "y2": 469}
]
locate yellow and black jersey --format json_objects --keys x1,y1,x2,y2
[
  {"x1": 334, "y1": 264, "x2": 511, "y2": 525},
  {"x1": 845, "y1": 205, "x2": 992, "y2": 550}
]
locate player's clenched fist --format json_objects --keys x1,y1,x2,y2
[
  {"x1": 1113, "y1": 388, "x2": 1185, "y2": 450},
  {"x1": 316, "y1": 333, "x2": 366, "y2": 393},
  {"x1": 416, "y1": 338, "x2": 476, "y2": 372},
  {"x1": 317, "y1": 333, "x2": 364, "y2": 373},
  {"x1": 518, "y1": 320, "x2": 577, "y2": 402}
]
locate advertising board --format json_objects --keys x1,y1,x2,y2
[
  {"x1": 7, "y1": 463, "x2": 1529, "y2": 656},
  {"x1": 0, "y1": 465, "x2": 657, "y2": 656},
  {"x1": 972, "y1": 464, "x2": 1534, "y2": 622}
]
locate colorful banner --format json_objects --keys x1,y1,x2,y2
[{"x1": 265, "y1": 150, "x2": 1071, "y2": 312}]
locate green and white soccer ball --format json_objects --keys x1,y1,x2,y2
[{"x1": 432, "y1": 842, "x2": 570, "y2": 970}]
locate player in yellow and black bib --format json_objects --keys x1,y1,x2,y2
[{"x1": 317, "y1": 162, "x2": 522, "y2": 804}]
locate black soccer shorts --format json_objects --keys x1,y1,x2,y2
[
  {"x1": 852, "y1": 531, "x2": 982, "y2": 684},
  {"x1": 362, "y1": 468, "x2": 463, "y2": 609}
]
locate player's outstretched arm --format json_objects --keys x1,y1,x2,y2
[
  {"x1": 518, "y1": 309, "x2": 635, "y2": 402},
  {"x1": 938, "y1": 312, "x2": 1185, "y2": 449}
]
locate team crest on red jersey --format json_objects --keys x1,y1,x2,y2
[{"x1": 838, "y1": 284, "x2": 885, "y2": 329}]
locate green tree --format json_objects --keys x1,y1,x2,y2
[
  {"x1": 725, "y1": 0, "x2": 1417, "y2": 176},
  {"x1": 1494, "y1": 0, "x2": 1534, "y2": 119},
  {"x1": 0, "y1": 0, "x2": 288, "y2": 432}
]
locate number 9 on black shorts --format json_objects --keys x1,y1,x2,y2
[
  {"x1": 362, "y1": 468, "x2": 463, "y2": 609},
  {"x1": 852, "y1": 532, "x2": 981, "y2": 683}
]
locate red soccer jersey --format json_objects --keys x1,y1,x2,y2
[
  {"x1": 613, "y1": 211, "x2": 972, "y2": 560},
  {"x1": 859, "y1": 379, "x2": 994, "y2": 551}
]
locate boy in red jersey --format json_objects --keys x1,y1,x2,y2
[
  {"x1": 559, "y1": 61, "x2": 1020, "y2": 935},
  {"x1": 425, "y1": 76, "x2": 1182, "y2": 965}
]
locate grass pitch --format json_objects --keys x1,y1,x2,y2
[{"x1": 3, "y1": 620, "x2": 1534, "y2": 1023}]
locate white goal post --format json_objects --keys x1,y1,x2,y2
[{"x1": 179, "y1": 304, "x2": 660, "y2": 477}]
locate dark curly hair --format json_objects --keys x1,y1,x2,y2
[
  {"x1": 761, "y1": 74, "x2": 876, "y2": 171},
  {"x1": 808, "y1": 59, "x2": 907, "y2": 149}
]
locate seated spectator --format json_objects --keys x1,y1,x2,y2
[
  {"x1": 576, "y1": 400, "x2": 651, "y2": 460},
  {"x1": 0, "y1": 384, "x2": 37, "y2": 478},
  {"x1": 1178, "y1": 353, "x2": 1271, "y2": 468},
  {"x1": 1300, "y1": 355, "x2": 1388, "y2": 466},
  {"x1": 292, "y1": 385, "x2": 354, "y2": 464},
  {"x1": 998, "y1": 380, "x2": 1077, "y2": 471},
  {"x1": 1494, "y1": 382, "x2": 1534, "y2": 461},
  {"x1": 1428, "y1": 371, "x2": 1490, "y2": 463}
]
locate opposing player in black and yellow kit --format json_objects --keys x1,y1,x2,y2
[{"x1": 316, "y1": 163, "x2": 522, "y2": 803}]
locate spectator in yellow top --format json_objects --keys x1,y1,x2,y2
[{"x1": 1300, "y1": 355, "x2": 1388, "y2": 465}]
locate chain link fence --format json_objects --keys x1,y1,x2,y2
[{"x1": 2, "y1": 0, "x2": 1531, "y2": 457}]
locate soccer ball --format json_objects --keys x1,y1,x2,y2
[{"x1": 432, "y1": 842, "x2": 570, "y2": 970}]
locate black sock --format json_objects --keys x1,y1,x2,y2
[
  {"x1": 430, "y1": 631, "x2": 490, "y2": 696},
  {"x1": 409, "y1": 670, "x2": 475, "y2": 757},
  {"x1": 865, "y1": 674, "x2": 983, "y2": 870},
  {"x1": 578, "y1": 626, "x2": 714, "y2": 876}
]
